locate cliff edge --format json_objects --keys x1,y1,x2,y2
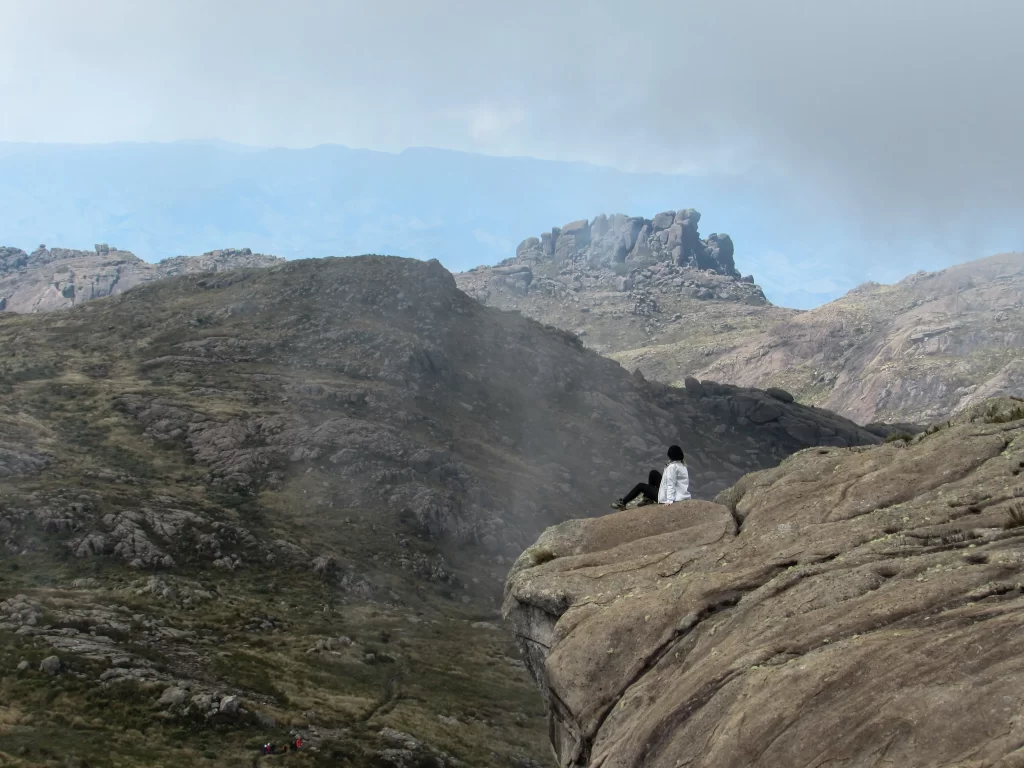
[{"x1": 504, "y1": 397, "x2": 1024, "y2": 767}]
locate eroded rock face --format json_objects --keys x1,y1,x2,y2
[
  {"x1": 0, "y1": 245, "x2": 282, "y2": 313},
  {"x1": 504, "y1": 397, "x2": 1024, "y2": 768}
]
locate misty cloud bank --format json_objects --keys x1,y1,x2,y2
[{"x1": 1, "y1": 0, "x2": 1021, "y2": 304}]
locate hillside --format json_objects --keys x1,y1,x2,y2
[
  {"x1": 457, "y1": 226, "x2": 1023, "y2": 424},
  {"x1": 0, "y1": 244, "x2": 282, "y2": 312},
  {"x1": 686, "y1": 253, "x2": 1024, "y2": 423},
  {"x1": 0, "y1": 256, "x2": 875, "y2": 766},
  {"x1": 505, "y1": 397, "x2": 1024, "y2": 768},
  {"x1": 455, "y1": 209, "x2": 797, "y2": 379}
]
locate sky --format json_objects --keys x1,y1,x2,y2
[{"x1": 1, "y1": 0, "x2": 1022, "y2": 307}]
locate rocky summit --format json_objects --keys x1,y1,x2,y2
[
  {"x1": 0, "y1": 244, "x2": 282, "y2": 313},
  {"x1": 458, "y1": 209, "x2": 765, "y2": 304},
  {"x1": 455, "y1": 211, "x2": 793, "y2": 387},
  {"x1": 504, "y1": 396, "x2": 1024, "y2": 768},
  {"x1": 0, "y1": 255, "x2": 874, "y2": 766}
]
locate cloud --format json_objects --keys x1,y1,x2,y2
[
  {"x1": 0, "y1": 0, "x2": 1021, "y2": 262},
  {"x1": 472, "y1": 228, "x2": 513, "y2": 254},
  {"x1": 441, "y1": 106, "x2": 527, "y2": 146},
  {"x1": 743, "y1": 249, "x2": 853, "y2": 309}
]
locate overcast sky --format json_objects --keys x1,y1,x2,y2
[{"x1": 1, "y1": 0, "x2": 1022, "y2": 294}]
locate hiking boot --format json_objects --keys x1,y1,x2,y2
[
  {"x1": 610, "y1": 500, "x2": 626, "y2": 511},
  {"x1": 637, "y1": 497, "x2": 655, "y2": 507}
]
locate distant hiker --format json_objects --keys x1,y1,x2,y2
[
  {"x1": 658, "y1": 445, "x2": 690, "y2": 504},
  {"x1": 611, "y1": 469, "x2": 663, "y2": 510}
]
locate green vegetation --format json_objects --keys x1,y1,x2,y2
[
  {"x1": 527, "y1": 546, "x2": 557, "y2": 565},
  {"x1": 1005, "y1": 502, "x2": 1024, "y2": 530},
  {"x1": 0, "y1": 262, "x2": 554, "y2": 767},
  {"x1": 986, "y1": 403, "x2": 1024, "y2": 424}
]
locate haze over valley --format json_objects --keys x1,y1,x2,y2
[{"x1": 1, "y1": 2, "x2": 1023, "y2": 767}]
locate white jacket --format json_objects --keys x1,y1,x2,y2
[{"x1": 658, "y1": 461, "x2": 690, "y2": 504}]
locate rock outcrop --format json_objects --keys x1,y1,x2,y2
[
  {"x1": 505, "y1": 397, "x2": 1024, "y2": 767},
  {"x1": 0, "y1": 244, "x2": 282, "y2": 312},
  {"x1": 458, "y1": 210, "x2": 764, "y2": 309},
  {"x1": 455, "y1": 210, "x2": 784, "y2": 376},
  {"x1": 152, "y1": 248, "x2": 285, "y2": 278},
  {"x1": 523, "y1": 209, "x2": 742, "y2": 277}
]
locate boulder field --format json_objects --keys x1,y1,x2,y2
[{"x1": 504, "y1": 397, "x2": 1024, "y2": 768}]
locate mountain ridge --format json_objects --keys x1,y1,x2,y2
[
  {"x1": 4, "y1": 221, "x2": 1019, "y2": 426},
  {"x1": 683, "y1": 251, "x2": 1024, "y2": 423}
]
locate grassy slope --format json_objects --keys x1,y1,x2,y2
[{"x1": 0, "y1": 265, "x2": 552, "y2": 767}]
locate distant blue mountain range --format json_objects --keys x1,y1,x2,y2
[{"x1": 1, "y1": 142, "x2": 1014, "y2": 308}]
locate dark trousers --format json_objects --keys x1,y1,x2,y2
[{"x1": 623, "y1": 483, "x2": 658, "y2": 505}]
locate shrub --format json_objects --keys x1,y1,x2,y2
[
  {"x1": 528, "y1": 546, "x2": 556, "y2": 565},
  {"x1": 985, "y1": 404, "x2": 1024, "y2": 424},
  {"x1": 885, "y1": 432, "x2": 915, "y2": 443},
  {"x1": 1005, "y1": 502, "x2": 1024, "y2": 530}
]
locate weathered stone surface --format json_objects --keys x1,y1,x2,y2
[
  {"x1": 157, "y1": 686, "x2": 190, "y2": 707},
  {"x1": 39, "y1": 655, "x2": 61, "y2": 675},
  {"x1": 651, "y1": 211, "x2": 675, "y2": 230},
  {"x1": 504, "y1": 398, "x2": 1024, "y2": 768},
  {"x1": 516, "y1": 237, "x2": 541, "y2": 257},
  {"x1": 765, "y1": 386, "x2": 794, "y2": 403},
  {"x1": 219, "y1": 694, "x2": 241, "y2": 716},
  {"x1": 682, "y1": 376, "x2": 705, "y2": 397}
]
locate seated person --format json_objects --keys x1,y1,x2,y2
[{"x1": 659, "y1": 445, "x2": 690, "y2": 503}]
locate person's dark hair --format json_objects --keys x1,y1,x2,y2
[{"x1": 667, "y1": 445, "x2": 685, "y2": 462}]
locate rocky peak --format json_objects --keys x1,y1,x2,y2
[
  {"x1": 454, "y1": 210, "x2": 772, "y2": 363},
  {"x1": 459, "y1": 209, "x2": 764, "y2": 309},
  {"x1": 513, "y1": 209, "x2": 743, "y2": 279}
]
